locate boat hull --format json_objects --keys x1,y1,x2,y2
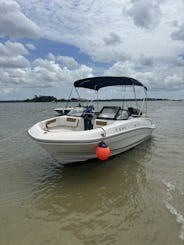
[{"x1": 30, "y1": 124, "x2": 154, "y2": 164}]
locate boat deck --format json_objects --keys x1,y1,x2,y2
[{"x1": 47, "y1": 125, "x2": 77, "y2": 132}]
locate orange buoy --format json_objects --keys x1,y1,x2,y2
[{"x1": 96, "y1": 141, "x2": 110, "y2": 160}]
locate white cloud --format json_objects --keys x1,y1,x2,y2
[
  {"x1": 0, "y1": 45, "x2": 93, "y2": 92},
  {"x1": 103, "y1": 57, "x2": 184, "y2": 92},
  {"x1": 0, "y1": 49, "x2": 183, "y2": 98},
  {"x1": 171, "y1": 23, "x2": 184, "y2": 42},
  {"x1": 29, "y1": 58, "x2": 93, "y2": 88},
  {"x1": 0, "y1": 41, "x2": 28, "y2": 57},
  {"x1": 1, "y1": 87, "x2": 14, "y2": 94},
  {"x1": 0, "y1": 68, "x2": 28, "y2": 85},
  {"x1": 103, "y1": 32, "x2": 122, "y2": 46},
  {"x1": 31, "y1": 58, "x2": 63, "y2": 87},
  {"x1": 0, "y1": 0, "x2": 39, "y2": 38},
  {"x1": 48, "y1": 53, "x2": 56, "y2": 62},
  {"x1": 137, "y1": 55, "x2": 154, "y2": 66},
  {"x1": 0, "y1": 41, "x2": 31, "y2": 71},
  {"x1": 0, "y1": 41, "x2": 30, "y2": 88},
  {"x1": 124, "y1": 0, "x2": 162, "y2": 30},
  {"x1": 26, "y1": 43, "x2": 36, "y2": 50},
  {"x1": 57, "y1": 56, "x2": 79, "y2": 69},
  {"x1": 0, "y1": 56, "x2": 30, "y2": 68},
  {"x1": 0, "y1": 0, "x2": 184, "y2": 99},
  {"x1": 15, "y1": 0, "x2": 184, "y2": 61}
]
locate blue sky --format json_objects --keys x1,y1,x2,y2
[
  {"x1": 21, "y1": 38, "x2": 92, "y2": 64},
  {"x1": 0, "y1": 0, "x2": 184, "y2": 100}
]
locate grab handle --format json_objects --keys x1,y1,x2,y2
[{"x1": 100, "y1": 127, "x2": 106, "y2": 138}]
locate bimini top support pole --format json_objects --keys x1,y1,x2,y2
[{"x1": 132, "y1": 83, "x2": 138, "y2": 110}]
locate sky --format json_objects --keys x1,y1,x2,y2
[{"x1": 0, "y1": 0, "x2": 184, "y2": 100}]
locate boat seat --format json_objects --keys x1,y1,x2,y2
[
  {"x1": 127, "y1": 107, "x2": 142, "y2": 117},
  {"x1": 44, "y1": 116, "x2": 84, "y2": 131},
  {"x1": 116, "y1": 110, "x2": 129, "y2": 120},
  {"x1": 93, "y1": 119, "x2": 114, "y2": 129},
  {"x1": 64, "y1": 116, "x2": 84, "y2": 130}
]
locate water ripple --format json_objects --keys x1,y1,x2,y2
[{"x1": 163, "y1": 181, "x2": 184, "y2": 241}]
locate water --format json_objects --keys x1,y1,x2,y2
[{"x1": 0, "y1": 101, "x2": 184, "y2": 245}]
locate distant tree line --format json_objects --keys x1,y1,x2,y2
[
  {"x1": 0, "y1": 95, "x2": 182, "y2": 102},
  {"x1": 25, "y1": 95, "x2": 58, "y2": 102},
  {"x1": 24, "y1": 95, "x2": 87, "y2": 102}
]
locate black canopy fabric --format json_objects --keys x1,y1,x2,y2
[{"x1": 74, "y1": 76, "x2": 147, "y2": 90}]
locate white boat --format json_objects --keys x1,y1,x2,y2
[
  {"x1": 28, "y1": 76, "x2": 155, "y2": 164},
  {"x1": 54, "y1": 107, "x2": 73, "y2": 115}
]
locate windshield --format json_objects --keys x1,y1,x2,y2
[
  {"x1": 98, "y1": 106, "x2": 120, "y2": 119},
  {"x1": 67, "y1": 107, "x2": 86, "y2": 117}
]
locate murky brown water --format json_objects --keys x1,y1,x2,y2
[{"x1": 0, "y1": 101, "x2": 184, "y2": 245}]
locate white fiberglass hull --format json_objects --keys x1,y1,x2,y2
[
  {"x1": 28, "y1": 116, "x2": 155, "y2": 164},
  {"x1": 40, "y1": 128, "x2": 152, "y2": 164}
]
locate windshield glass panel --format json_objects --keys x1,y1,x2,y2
[
  {"x1": 98, "y1": 107, "x2": 119, "y2": 119},
  {"x1": 67, "y1": 107, "x2": 86, "y2": 117}
]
